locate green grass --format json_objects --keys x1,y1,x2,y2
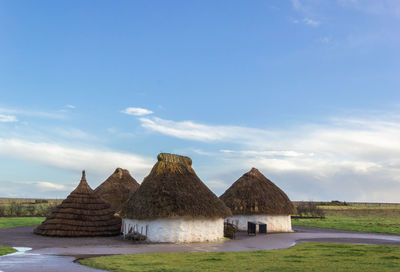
[
  {"x1": 293, "y1": 215, "x2": 400, "y2": 235},
  {"x1": 0, "y1": 217, "x2": 45, "y2": 229},
  {"x1": 293, "y1": 205, "x2": 400, "y2": 235},
  {"x1": 320, "y1": 205, "x2": 400, "y2": 210},
  {"x1": 80, "y1": 243, "x2": 400, "y2": 272},
  {"x1": 0, "y1": 246, "x2": 16, "y2": 256}
]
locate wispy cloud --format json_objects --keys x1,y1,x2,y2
[
  {"x1": 139, "y1": 117, "x2": 276, "y2": 143},
  {"x1": 35, "y1": 181, "x2": 73, "y2": 191},
  {"x1": 137, "y1": 112, "x2": 400, "y2": 202},
  {"x1": 65, "y1": 104, "x2": 75, "y2": 109},
  {"x1": 122, "y1": 107, "x2": 153, "y2": 116},
  {"x1": 0, "y1": 107, "x2": 65, "y2": 120},
  {"x1": 53, "y1": 128, "x2": 93, "y2": 140},
  {"x1": 0, "y1": 114, "x2": 18, "y2": 122},
  {"x1": 0, "y1": 138, "x2": 154, "y2": 181},
  {"x1": 303, "y1": 17, "x2": 320, "y2": 26}
]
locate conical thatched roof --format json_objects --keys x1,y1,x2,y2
[
  {"x1": 94, "y1": 168, "x2": 139, "y2": 212},
  {"x1": 120, "y1": 153, "x2": 232, "y2": 220},
  {"x1": 220, "y1": 168, "x2": 296, "y2": 215},
  {"x1": 34, "y1": 171, "x2": 121, "y2": 237}
]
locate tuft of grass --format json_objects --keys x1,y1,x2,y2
[
  {"x1": 80, "y1": 243, "x2": 400, "y2": 272},
  {"x1": 0, "y1": 246, "x2": 16, "y2": 256},
  {"x1": 0, "y1": 217, "x2": 45, "y2": 229}
]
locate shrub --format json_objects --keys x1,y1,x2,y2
[
  {"x1": 8, "y1": 202, "x2": 24, "y2": 217},
  {"x1": 0, "y1": 205, "x2": 5, "y2": 217},
  {"x1": 296, "y1": 202, "x2": 325, "y2": 217}
]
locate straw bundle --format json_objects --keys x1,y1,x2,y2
[
  {"x1": 94, "y1": 168, "x2": 139, "y2": 211},
  {"x1": 34, "y1": 171, "x2": 121, "y2": 237},
  {"x1": 120, "y1": 153, "x2": 232, "y2": 220},
  {"x1": 220, "y1": 168, "x2": 296, "y2": 215}
]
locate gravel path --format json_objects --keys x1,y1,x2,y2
[{"x1": 1, "y1": 226, "x2": 400, "y2": 272}]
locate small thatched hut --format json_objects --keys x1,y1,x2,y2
[
  {"x1": 120, "y1": 153, "x2": 232, "y2": 243},
  {"x1": 94, "y1": 168, "x2": 139, "y2": 212},
  {"x1": 34, "y1": 171, "x2": 121, "y2": 237},
  {"x1": 220, "y1": 168, "x2": 296, "y2": 232}
]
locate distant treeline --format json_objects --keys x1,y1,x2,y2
[
  {"x1": 0, "y1": 198, "x2": 62, "y2": 205},
  {"x1": 293, "y1": 201, "x2": 400, "y2": 207},
  {"x1": 0, "y1": 198, "x2": 62, "y2": 217}
]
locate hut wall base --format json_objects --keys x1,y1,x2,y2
[
  {"x1": 122, "y1": 218, "x2": 224, "y2": 243},
  {"x1": 229, "y1": 215, "x2": 292, "y2": 232}
]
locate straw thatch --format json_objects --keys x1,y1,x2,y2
[
  {"x1": 34, "y1": 171, "x2": 121, "y2": 237},
  {"x1": 120, "y1": 153, "x2": 232, "y2": 220},
  {"x1": 220, "y1": 168, "x2": 296, "y2": 215},
  {"x1": 94, "y1": 168, "x2": 139, "y2": 212}
]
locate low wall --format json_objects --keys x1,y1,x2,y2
[
  {"x1": 122, "y1": 217, "x2": 224, "y2": 243},
  {"x1": 227, "y1": 215, "x2": 292, "y2": 232}
]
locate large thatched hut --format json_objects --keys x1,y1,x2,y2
[
  {"x1": 95, "y1": 168, "x2": 139, "y2": 212},
  {"x1": 120, "y1": 153, "x2": 232, "y2": 243},
  {"x1": 220, "y1": 168, "x2": 296, "y2": 232},
  {"x1": 34, "y1": 171, "x2": 121, "y2": 237}
]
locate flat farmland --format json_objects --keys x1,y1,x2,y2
[{"x1": 292, "y1": 203, "x2": 400, "y2": 235}]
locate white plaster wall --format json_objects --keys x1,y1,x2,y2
[
  {"x1": 122, "y1": 217, "x2": 224, "y2": 243},
  {"x1": 226, "y1": 215, "x2": 292, "y2": 232}
]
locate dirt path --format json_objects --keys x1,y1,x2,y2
[{"x1": 1, "y1": 226, "x2": 400, "y2": 272}]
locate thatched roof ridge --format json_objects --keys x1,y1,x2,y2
[
  {"x1": 34, "y1": 170, "x2": 121, "y2": 237},
  {"x1": 220, "y1": 168, "x2": 296, "y2": 215},
  {"x1": 120, "y1": 153, "x2": 232, "y2": 220},
  {"x1": 94, "y1": 168, "x2": 140, "y2": 211}
]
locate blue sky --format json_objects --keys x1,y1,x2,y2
[{"x1": 1, "y1": 0, "x2": 400, "y2": 201}]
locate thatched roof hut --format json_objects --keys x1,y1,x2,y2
[
  {"x1": 220, "y1": 168, "x2": 296, "y2": 232},
  {"x1": 94, "y1": 168, "x2": 139, "y2": 212},
  {"x1": 121, "y1": 153, "x2": 231, "y2": 220},
  {"x1": 34, "y1": 171, "x2": 121, "y2": 237},
  {"x1": 120, "y1": 153, "x2": 232, "y2": 242}
]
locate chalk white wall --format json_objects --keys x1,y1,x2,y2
[
  {"x1": 227, "y1": 215, "x2": 292, "y2": 232},
  {"x1": 122, "y1": 217, "x2": 224, "y2": 243}
]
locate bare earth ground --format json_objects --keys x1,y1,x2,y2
[{"x1": 1, "y1": 226, "x2": 400, "y2": 272}]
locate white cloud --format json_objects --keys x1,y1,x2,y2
[
  {"x1": 35, "y1": 182, "x2": 72, "y2": 191},
  {"x1": 53, "y1": 128, "x2": 93, "y2": 140},
  {"x1": 122, "y1": 107, "x2": 153, "y2": 116},
  {"x1": 0, "y1": 138, "x2": 154, "y2": 181},
  {"x1": 65, "y1": 104, "x2": 75, "y2": 109},
  {"x1": 0, "y1": 107, "x2": 65, "y2": 120},
  {"x1": 291, "y1": 0, "x2": 303, "y2": 11},
  {"x1": 319, "y1": 36, "x2": 331, "y2": 44},
  {"x1": 0, "y1": 114, "x2": 17, "y2": 122},
  {"x1": 303, "y1": 17, "x2": 320, "y2": 26},
  {"x1": 139, "y1": 117, "x2": 276, "y2": 143},
  {"x1": 138, "y1": 113, "x2": 400, "y2": 202}
]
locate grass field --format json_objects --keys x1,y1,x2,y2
[
  {"x1": 80, "y1": 242, "x2": 400, "y2": 272},
  {"x1": 0, "y1": 246, "x2": 16, "y2": 256},
  {"x1": 0, "y1": 217, "x2": 45, "y2": 229},
  {"x1": 293, "y1": 204, "x2": 400, "y2": 235}
]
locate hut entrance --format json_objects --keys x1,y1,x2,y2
[
  {"x1": 247, "y1": 221, "x2": 267, "y2": 236},
  {"x1": 224, "y1": 219, "x2": 238, "y2": 239},
  {"x1": 123, "y1": 224, "x2": 148, "y2": 242}
]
